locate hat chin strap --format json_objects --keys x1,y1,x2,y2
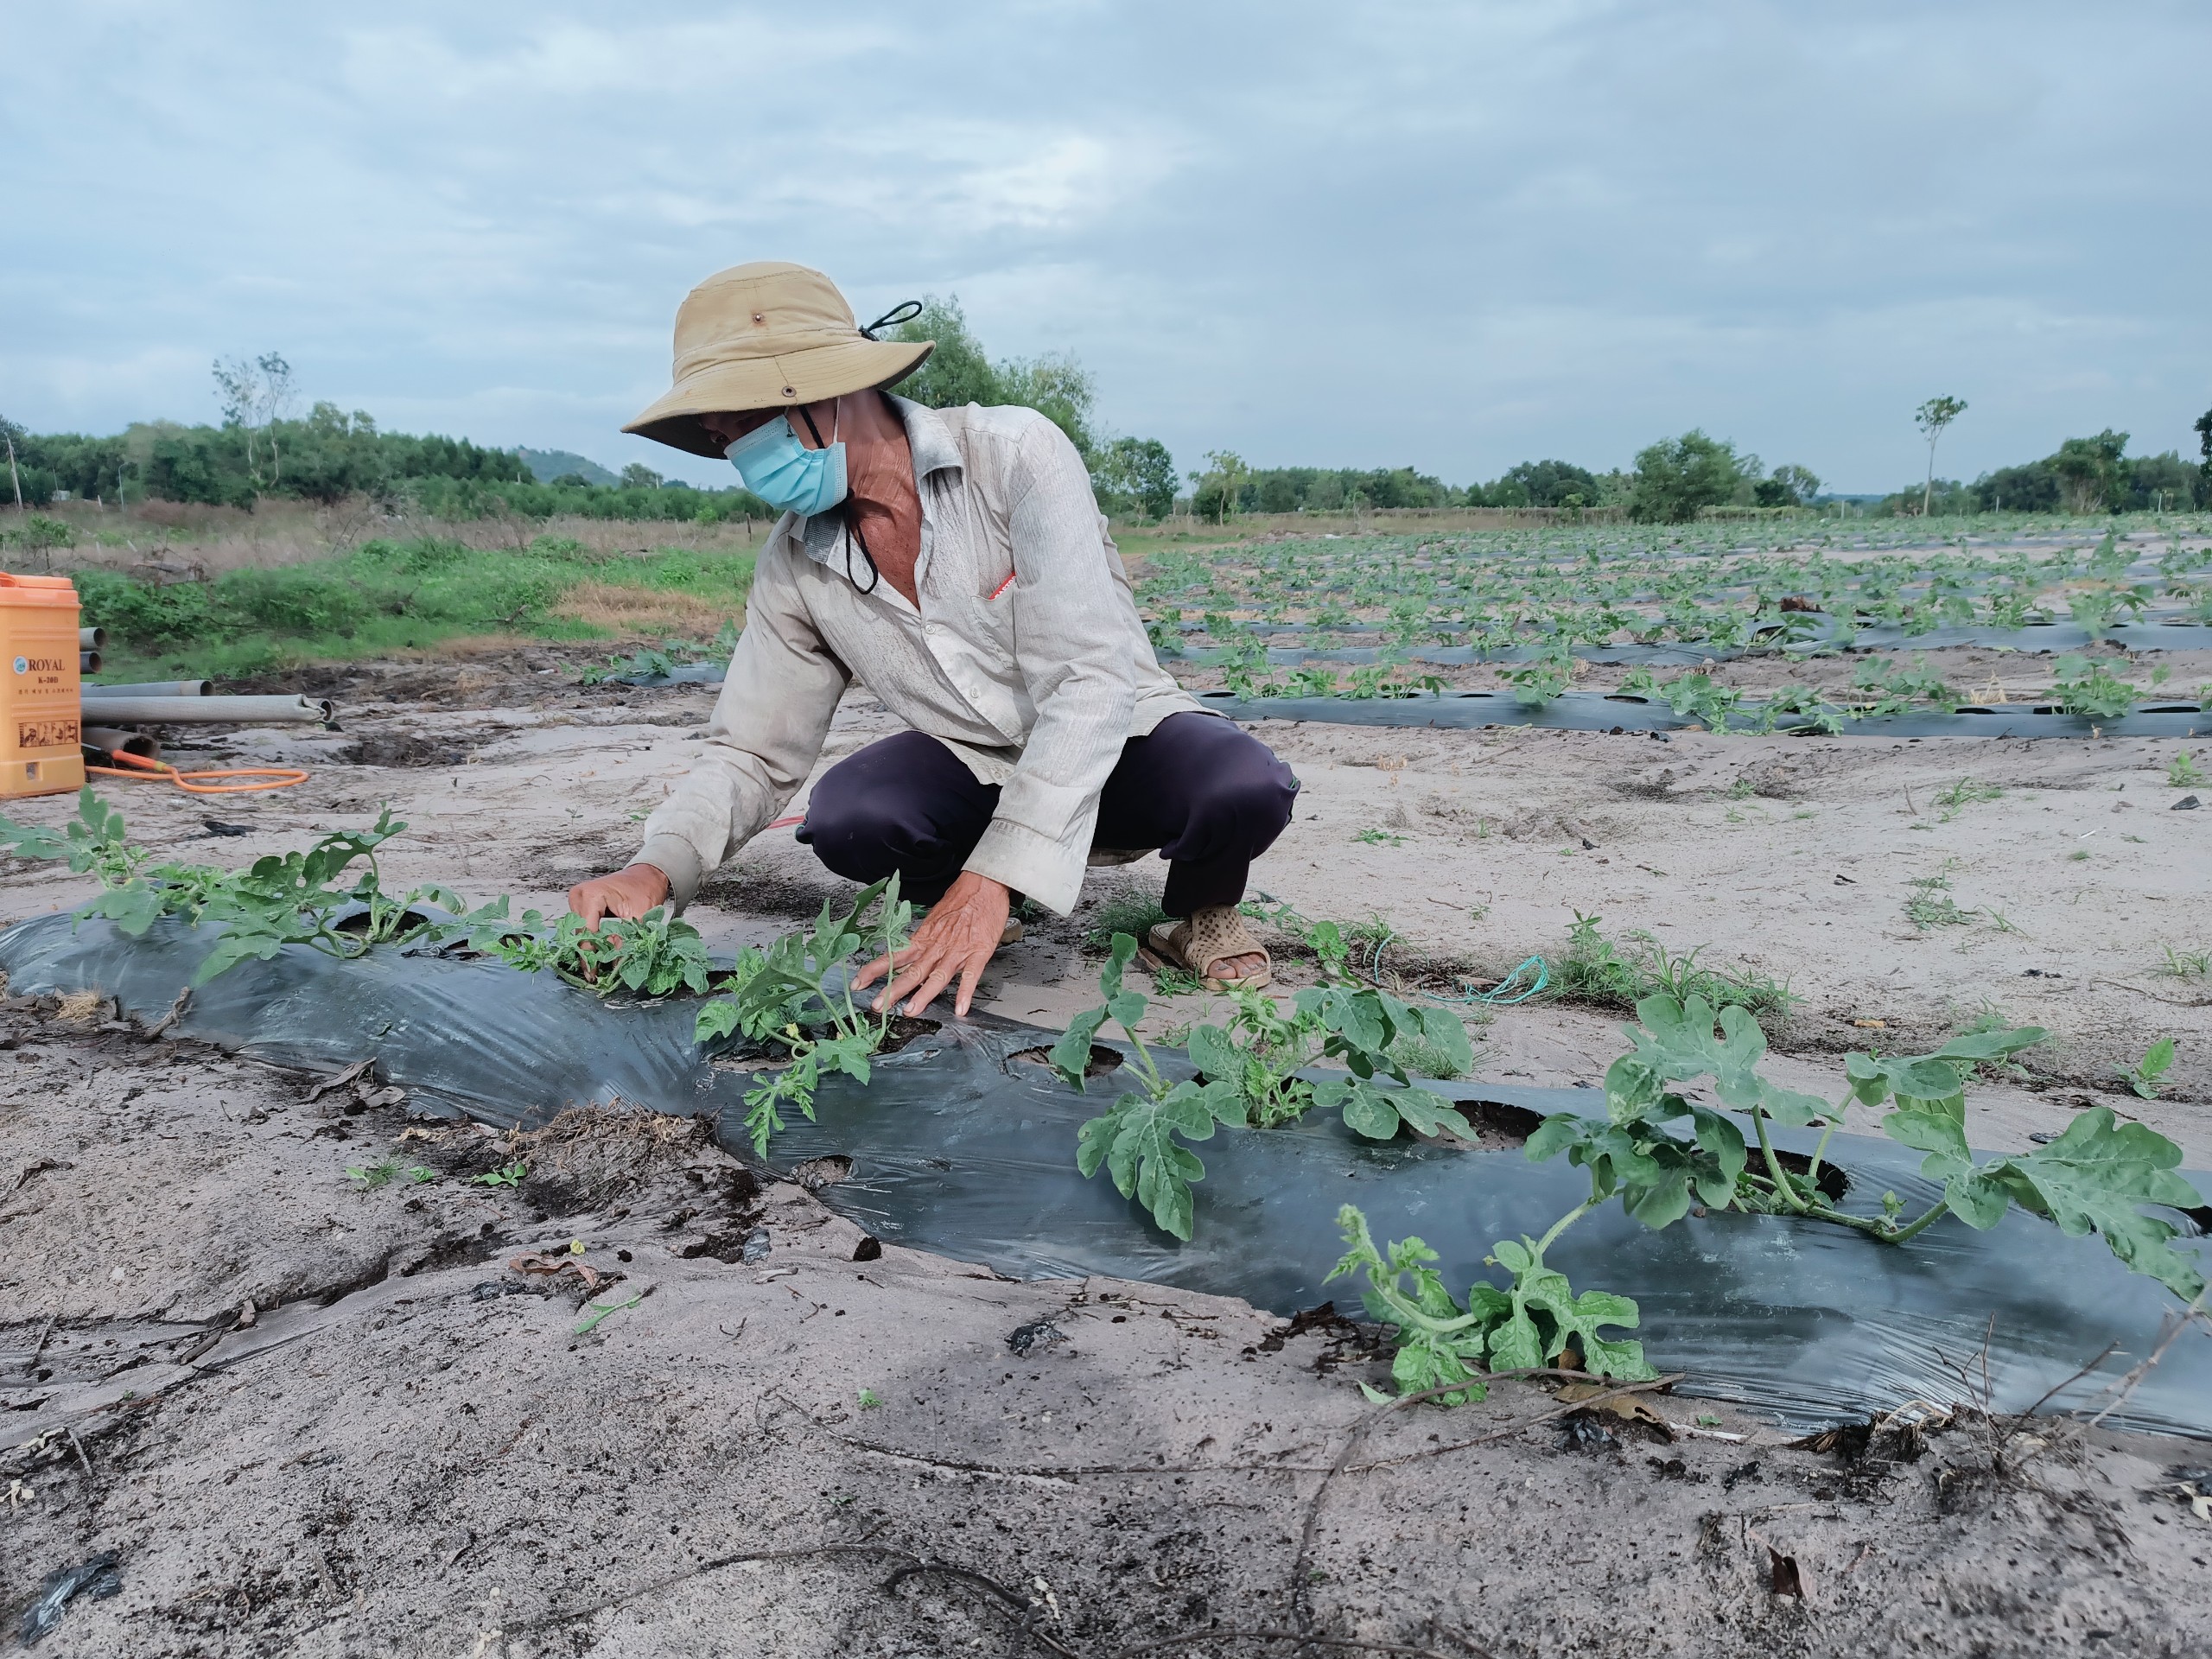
[{"x1": 798, "y1": 402, "x2": 879, "y2": 596}]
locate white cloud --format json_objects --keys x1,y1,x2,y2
[{"x1": 1, "y1": 0, "x2": 2206, "y2": 489}]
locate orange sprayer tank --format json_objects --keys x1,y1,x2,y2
[{"x1": 1, "y1": 573, "x2": 86, "y2": 799}]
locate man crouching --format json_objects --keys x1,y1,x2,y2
[{"x1": 569, "y1": 261, "x2": 1297, "y2": 1019}]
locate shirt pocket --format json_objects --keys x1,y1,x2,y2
[{"x1": 972, "y1": 555, "x2": 1018, "y2": 656}]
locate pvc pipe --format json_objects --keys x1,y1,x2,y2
[
  {"x1": 82, "y1": 680, "x2": 213, "y2": 699},
  {"x1": 75, "y1": 694, "x2": 334, "y2": 725},
  {"x1": 79, "y1": 651, "x2": 101, "y2": 675},
  {"x1": 79, "y1": 626, "x2": 105, "y2": 650},
  {"x1": 81, "y1": 727, "x2": 160, "y2": 760}
]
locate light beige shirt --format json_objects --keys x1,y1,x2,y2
[{"x1": 635, "y1": 396, "x2": 1204, "y2": 914}]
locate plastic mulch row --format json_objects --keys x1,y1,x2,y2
[{"x1": 2, "y1": 912, "x2": 2204, "y2": 1436}]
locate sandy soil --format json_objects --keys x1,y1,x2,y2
[
  {"x1": 1, "y1": 1002, "x2": 2206, "y2": 1657},
  {"x1": 3, "y1": 651, "x2": 2210, "y2": 1652}
]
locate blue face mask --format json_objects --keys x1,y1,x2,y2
[{"x1": 725, "y1": 412, "x2": 848, "y2": 517}]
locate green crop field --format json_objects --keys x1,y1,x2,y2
[{"x1": 1137, "y1": 513, "x2": 2212, "y2": 721}]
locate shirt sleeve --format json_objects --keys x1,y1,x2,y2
[
  {"x1": 961, "y1": 418, "x2": 1137, "y2": 912},
  {"x1": 633, "y1": 537, "x2": 849, "y2": 906}
]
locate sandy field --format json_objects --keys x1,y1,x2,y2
[{"x1": 1, "y1": 647, "x2": 2209, "y2": 1655}]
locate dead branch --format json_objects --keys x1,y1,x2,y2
[
  {"x1": 2085, "y1": 1287, "x2": 2211, "y2": 1429},
  {"x1": 140, "y1": 986, "x2": 192, "y2": 1042}
]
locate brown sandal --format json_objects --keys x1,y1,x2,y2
[{"x1": 1140, "y1": 906, "x2": 1272, "y2": 992}]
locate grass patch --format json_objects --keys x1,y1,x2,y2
[
  {"x1": 76, "y1": 535, "x2": 755, "y2": 679},
  {"x1": 1387, "y1": 1027, "x2": 1473, "y2": 1080},
  {"x1": 1084, "y1": 888, "x2": 1171, "y2": 952},
  {"x1": 1933, "y1": 777, "x2": 2003, "y2": 820},
  {"x1": 1553, "y1": 911, "x2": 1799, "y2": 1028},
  {"x1": 2159, "y1": 944, "x2": 2212, "y2": 979},
  {"x1": 1904, "y1": 874, "x2": 1972, "y2": 929}
]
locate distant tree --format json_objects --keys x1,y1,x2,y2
[
  {"x1": 995, "y1": 353, "x2": 1097, "y2": 461},
  {"x1": 1189, "y1": 450, "x2": 1250, "y2": 524},
  {"x1": 2126, "y1": 450, "x2": 2196, "y2": 512},
  {"x1": 2051, "y1": 429, "x2": 2129, "y2": 515},
  {"x1": 886, "y1": 295, "x2": 1096, "y2": 459},
  {"x1": 1875, "y1": 478, "x2": 1974, "y2": 517},
  {"x1": 1912, "y1": 396, "x2": 1967, "y2": 518},
  {"x1": 2196, "y1": 406, "x2": 2212, "y2": 504},
  {"x1": 1494, "y1": 458, "x2": 1600, "y2": 509},
  {"x1": 0, "y1": 413, "x2": 23, "y2": 508},
  {"x1": 212, "y1": 351, "x2": 296, "y2": 488},
  {"x1": 1755, "y1": 463, "x2": 1822, "y2": 508},
  {"x1": 887, "y1": 296, "x2": 1000, "y2": 409},
  {"x1": 1630, "y1": 430, "x2": 1751, "y2": 523},
  {"x1": 1092, "y1": 436, "x2": 1177, "y2": 519},
  {"x1": 620, "y1": 462, "x2": 664, "y2": 490},
  {"x1": 1972, "y1": 460, "x2": 2058, "y2": 514}
]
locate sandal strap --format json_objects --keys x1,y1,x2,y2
[{"x1": 1173, "y1": 906, "x2": 1269, "y2": 979}]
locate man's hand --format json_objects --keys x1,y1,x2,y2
[
  {"x1": 853, "y1": 871, "x2": 1008, "y2": 1020},
  {"x1": 568, "y1": 863, "x2": 672, "y2": 928}
]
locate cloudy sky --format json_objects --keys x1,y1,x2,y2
[{"x1": 4, "y1": 2, "x2": 2206, "y2": 492}]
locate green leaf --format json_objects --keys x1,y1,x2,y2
[
  {"x1": 1935, "y1": 1026, "x2": 2049, "y2": 1064},
  {"x1": 1413, "y1": 1007, "x2": 1476, "y2": 1075},
  {"x1": 1196, "y1": 1077, "x2": 1250, "y2": 1129},
  {"x1": 1525, "y1": 1113, "x2": 1590, "y2": 1164},
  {"x1": 1974, "y1": 1109, "x2": 2206, "y2": 1299},
  {"x1": 1077, "y1": 1082, "x2": 1219, "y2": 1240},
  {"x1": 190, "y1": 931, "x2": 287, "y2": 986},
  {"x1": 1688, "y1": 1106, "x2": 1745, "y2": 1205},
  {"x1": 1621, "y1": 1161, "x2": 1694, "y2": 1230},
  {"x1": 1885, "y1": 1107, "x2": 1973, "y2": 1177},
  {"x1": 1389, "y1": 1088, "x2": 1473, "y2": 1141},
  {"x1": 1096, "y1": 931, "x2": 1138, "y2": 1002},
  {"x1": 1074, "y1": 1105, "x2": 1119, "y2": 1179},
  {"x1": 1942, "y1": 1169, "x2": 2011, "y2": 1230},
  {"x1": 1325, "y1": 1206, "x2": 1490, "y2": 1404},
  {"x1": 2130, "y1": 1037, "x2": 2177, "y2": 1097},
  {"x1": 1314, "y1": 986, "x2": 1389, "y2": 1057},
  {"x1": 1753, "y1": 1077, "x2": 1833, "y2": 1128},
  {"x1": 1485, "y1": 1236, "x2": 1655, "y2": 1380},
  {"x1": 0, "y1": 810, "x2": 70, "y2": 862},
  {"x1": 78, "y1": 885, "x2": 166, "y2": 938},
  {"x1": 1185, "y1": 1023, "x2": 1243, "y2": 1082},
  {"x1": 1484, "y1": 1302, "x2": 1545, "y2": 1372},
  {"x1": 1048, "y1": 1006, "x2": 1113, "y2": 1090},
  {"x1": 1338, "y1": 1080, "x2": 1401, "y2": 1140}
]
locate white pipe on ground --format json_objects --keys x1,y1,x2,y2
[
  {"x1": 82, "y1": 680, "x2": 213, "y2": 699},
  {"x1": 81, "y1": 727, "x2": 160, "y2": 759},
  {"x1": 76, "y1": 695, "x2": 334, "y2": 725}
]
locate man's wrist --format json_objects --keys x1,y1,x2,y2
[{"x1": 634, "y1": 834, "x2": 703, "y2": 906}]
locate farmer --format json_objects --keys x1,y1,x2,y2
[{"x1": 567, "y1": 261, "x2": 1297, "y2": 1019}]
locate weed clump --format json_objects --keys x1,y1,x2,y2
[{"x1": 1553, "y1": 912, "x2": 1797, "y2": 1027}]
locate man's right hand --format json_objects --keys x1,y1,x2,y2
[{"x1": 568, "y1": 863, "x2": 673, "y2": 928}]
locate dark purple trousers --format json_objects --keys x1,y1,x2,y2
[{"x1": 796, "y1": 711, "x2": 1298, "y2": 914}]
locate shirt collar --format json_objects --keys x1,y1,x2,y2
[
  {"x1": 790, "y1": 395, "x2": 957, "y2": 587},
  {"x1": 889, "y1": 395, "x2": 963, "y2": 482}
]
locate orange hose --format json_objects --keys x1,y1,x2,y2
[{"x1": 86, "y1": 748, "x2": 309, "y2": 795}]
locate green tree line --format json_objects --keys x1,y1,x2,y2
[
  {"x1": 0, "y1": 404, "x2": 774, "y2": 524},
  {"x1": 1882, "y1": 426, "x2": 2207, "y2": 518}
]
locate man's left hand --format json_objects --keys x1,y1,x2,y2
[{"x1": 853, "y1": 871, "x2": 1009, "y2": 1020}]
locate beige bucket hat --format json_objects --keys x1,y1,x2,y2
[{"x1": 622, "y1": 262, "x2": 933, "y2": 459}]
